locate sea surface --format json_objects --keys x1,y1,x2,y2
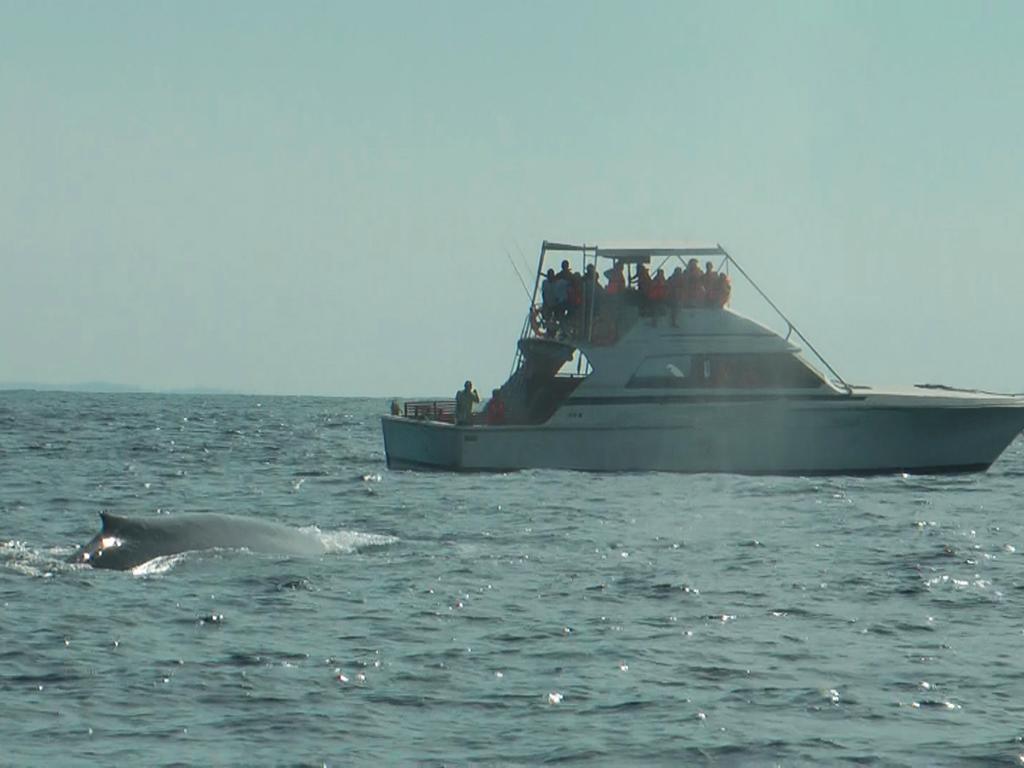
[{"x1": 2, "y1": 391, "x2": 1024, "y2": 767}]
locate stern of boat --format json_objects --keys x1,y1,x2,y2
[{"x1": 382, "y1": 413, "x2": 462, "y2": 470}]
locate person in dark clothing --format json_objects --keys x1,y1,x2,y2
[
  {"x1": 455, "y1": 380, "x2": 480, "y2": 425},
  {"x1": 667, "y1": 266, "x2": 684, "y2": 326}
]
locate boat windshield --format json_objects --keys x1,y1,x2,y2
[{"x1": 627, "y1": 353, "x2": 825, "y2": 390}]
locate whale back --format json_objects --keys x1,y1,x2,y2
[{"x1": 73, "y1": 512, "x2": 328, "y2": 570}]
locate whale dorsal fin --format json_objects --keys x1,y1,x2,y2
[{"x1": 99, "y1": 512, "x2": 132, "y2": 533}]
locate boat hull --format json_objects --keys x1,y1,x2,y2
[{"x1": 382, "y1": 398, "x2": 1024, "y2": 475}]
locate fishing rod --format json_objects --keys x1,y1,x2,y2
[
  {"x1": 513, "y1": 241, "x2": 533, "y2": 281},
  {"x1": 503, "y1": 247, "x2": 533, "y2": 302}
]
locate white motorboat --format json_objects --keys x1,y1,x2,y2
[{"x1": 382, "y1": 241, "x2": 1024, "y2": 474}]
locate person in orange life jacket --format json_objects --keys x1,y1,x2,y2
[
  {"x1": 647, "y1": 268, "x2": 667, "y2": 324},
  {"x1": 682, "y1": 258, "x2": 705, "y2": 307},
  {"x1": 604, "y1": 261, "x2": 626, "y2": 295},
  {"x1": 568, "y1": 270, "x2": 583, "y2": 308},
  {"x1": 702, "y1": 261, "x2": 718, "y2": 305},
  {"x1": 704, "y1": 271, "x2": 720, "y2": 308},
  {"x1": 486, "y1": 389, "x2": 506, "y2": 425},
  {"x1": 650, "y1": 268, "x2": 668, "y2": 298},
  {"x1": 667, "y1": 266, "x2": 685, "y2": 326},
  {"x1": 711, "y1": 272, "x2": 732, "y2": 308},
  {"x1": 563, "y1": 269, "x2": 584, "y2": 336}
]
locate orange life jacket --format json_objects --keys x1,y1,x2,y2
[
  {"x1": 682, "y1": 272, "x2": 705, "y2": 306},
  {"x1": 716, "y1": 275, "x2": 732, "y2": 307},
  {"x1": 649, "y1": 277, "x2": 667, "y2": 302},
  {"x1": 637, "y1": 269, "x2": 652, "y2": 295},
  {"x1": 486, "y1": 398, "x2": 506, "y2": 425},
  {"x1": 667, "y1": 273, "x2": 684, "y2": 302},
  {"x1": 703, "y1": 270, "x2": 718, "y2": 294}
]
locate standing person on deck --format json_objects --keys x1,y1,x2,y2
[
  {"x1": 636, "y1": 263, "x2": 653, "y2": 316},
  {"x1": 552, "y1": 265, "x2": 571, "y2": 328},
  {"x1": 582, "y1": 264, "x2": 602, "y2": 336},
  {"x1": 540, "y1": 268, "x2": 558, "y2": 334},
  {"x1": 714, "y1": 272, "x2": 732, "y2": 307},
  {"x1": 648, "y1": 268, "x2": 668, "y2": 325},
  {"x1": 702, "y1": 261, "x2": 718, "y2": 305},
  {"x1": 565, "y1": 269, "x2": 584, "y2": 337},
  {"x1": 455, "y1": 381, "x2": 480, "y2": 425},
  {"x1": 667, "y1": 266, "x2": 685, "y2": 326},
  {"x1": 682, "y1": 258, "x2": 705, "y2": 307},
  {"x1": 604, "y1": 260, "x2": 626, "y2": 296}
]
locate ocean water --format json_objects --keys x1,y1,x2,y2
[{"x1": 2, "y1": 391, "x2": 1024, "y2": 767}]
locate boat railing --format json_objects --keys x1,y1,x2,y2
[
  {"x1": 717, "y1": 245, "x2": 852, "y2": 396},
  {"x1": 523, "y1": 301, "x2": 619, "y2": 343},
  {"x1": 510, "y1": 311, "x2": 533, "y2": 376},
  {"x1": 402, "y1": 400, "x2": 457, "y2": 423}
]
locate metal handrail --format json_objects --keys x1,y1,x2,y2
[{"x1": 717, "y1": 244, "x2": 852, "y2": 395}]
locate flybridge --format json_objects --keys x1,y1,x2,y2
[{"x1": 525, "y1": 239, "x2": 850, "y2": 393}]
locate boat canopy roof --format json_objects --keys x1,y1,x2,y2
[{"x1": 542, "y1": 240, "x2": 725, "y2": 264}]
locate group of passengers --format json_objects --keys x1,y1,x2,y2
[
  {"x1": 538, "y1": 257, "x2": 732, "y2": 338},
  {"x1": 539, "y1": 259, "x2": 602, "y2": 337},
  {"x1": 635, "y1": 258, "x2": 732, "y2": 326}
]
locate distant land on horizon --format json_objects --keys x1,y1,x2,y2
[
  {"x1": 0, "y1": 383, "x2": 397, "y2": 398},
  {"x1": 0, "y1": 381, "x2": 240, "y2": 396}
]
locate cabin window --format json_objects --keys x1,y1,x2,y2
[
  {"x1": 627, "y1": 355, "x2": 694, "y2": 387},
  {"x1": 627, "y1": 353, "x2": 824, "y2": 389},
  {"x1": 557, "y1": 349, "x2": 592, "y2": 378}
]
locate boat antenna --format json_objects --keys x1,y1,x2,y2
[{"x1": 503, "y1": 247, "x2": 533, "y2": 302}]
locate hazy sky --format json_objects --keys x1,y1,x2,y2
[{"x1": 3, "y1": 1, "x2": 1023, "y2": 396}]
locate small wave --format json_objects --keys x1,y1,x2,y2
[
  {"x1": 124, "y1": 531, "x2": 397, "y2": 574},
  {"x1": 131, "y1": 553, "x2": 189, "y2": 576},
  {"x1": 0, "y1": 540, "x2": 70, "y2": 578},
  {"x1": 316, "y1": 529, "x2": 398, "y2": 553},
  {"x1": 49, "y1": 529, "x2": 398, "y2": 578}
]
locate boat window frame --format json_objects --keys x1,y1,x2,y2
[{"x1": 626, "y1": 352, "x2": 827, "y2": 390}]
